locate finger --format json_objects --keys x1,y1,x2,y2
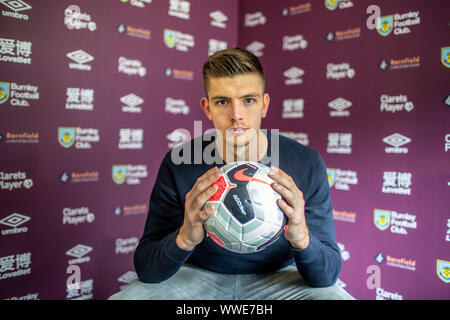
[
  {"x1": 190, "y1": 167, "x2": 219, "y2": 191},
  {"x1": 190, "y1": 183, "x2": 218, "y2": 212},
  {"x1": 271, "y1": 181, "x2": 296, "y2": 205},
  {"x1": 268, "y1": 166, "x2": 295, "y2": 190},
  {"x1": 198, "y1": 204, "x2": 215, "y2": 222},
  {"x1": 197, "y1": 166, "x2": 220, "y2": 182},
  {"x1": 189, "y1": 168, "x2": 220, "y2": 203},
  {"x1": 276, "y1": 199, "x2": 301, "y2": 224}
]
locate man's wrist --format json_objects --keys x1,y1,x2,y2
[
  {"x1": 176, "y1": 231, "x2": 196, "y2": 251},
  {"x1": 289, "y1": 233, "x2": 310, "y2": 250}
]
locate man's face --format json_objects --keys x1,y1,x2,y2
[{"x1": 201, "y1": 73, "x2": 270, "y2": 149}]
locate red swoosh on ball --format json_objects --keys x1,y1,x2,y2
[{"x1": 233, "y1": 168, "x2": 270, "y2": 185}]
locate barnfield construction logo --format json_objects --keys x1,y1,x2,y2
[
  {"x1": 375, "y1": 252, "x2": 416, "y2": 272},
  {"x1": 117, "y1": 23, "x2": 151, "y2": 40},
  {"x1": 282, "y1": 2, "x2": 311, "y2": 16},
  {"x1": 326, "y1": 27, "x2": 361, "y2": 42},
  {"x1": 0, "y1": 131, "x2": 38, "y2": 144}
]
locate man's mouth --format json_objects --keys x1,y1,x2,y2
[{"x1": 227, "y1": 128, "x2": 248, "y2": 136}]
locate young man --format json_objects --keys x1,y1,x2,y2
[{"x1": 109, "y1": 48, "x2": 354, "y2": 300}]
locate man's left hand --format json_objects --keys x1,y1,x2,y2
[{"x1": 269, "y1": 166, "x2": 310, "y2": 250}]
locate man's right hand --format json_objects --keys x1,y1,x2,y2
[{"x1": 176, "y1": 166, "x2": 220, "y2": 251}]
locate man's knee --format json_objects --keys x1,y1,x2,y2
[
  {"x1": 299, "y1": 284, "x2": 355, "y2": 300},
  {"x1": 108, "y1": 265, "x2": 232, "y2": 300}
]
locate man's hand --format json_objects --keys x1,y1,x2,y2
[
  {"x1": 176, "y1": 167, "x2": 220, "y2": 251},
  {"x1": 269, "y1": 166, "x2": 310, "y2": 250}
]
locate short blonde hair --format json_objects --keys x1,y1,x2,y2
[{"x1": 202, "y1": 47, "x2": 265, "y2": 97}]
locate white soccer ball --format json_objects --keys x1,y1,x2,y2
[{"x1": 204, "y1": 161, "x2": 286, "y2": 254}]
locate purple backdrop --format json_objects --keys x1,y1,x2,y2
[{"x1": 0, "y1": 0, "x2": 448, "y2": 300}]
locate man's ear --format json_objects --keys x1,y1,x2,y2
[
  {"x1": 261, "y1": 93, "x2": 270, "y2": 118},
  {"x1": 200, "y1": 97, "x2": 213, "y2": 121}
]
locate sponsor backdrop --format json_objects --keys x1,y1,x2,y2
[{"x1": 0, "y1": 0, "x2": 448, "y2": 300}]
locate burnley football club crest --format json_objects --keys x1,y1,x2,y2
[
  {"x1": 377, "y1": 15, "x2": 394, "y2": 37},
  {"x1": 327, "y1": 168, "x2": 336, "y2": 188},
  {"x1": 58, "y1": 127, "x2": 75, "y2": 148},
  {"x1": 374, "y1": 209, "x2": 391, "y2": 231},
  {"x1": 441, "y1": 47, "x2": 450, "y2": 68},
  {"x1": 0, "y1": 82, "x2": 10, "y2": 104},
  {"x1": 436, "y1": 259, "x2": 450, "y2": 283},
  {"x1": 324, "y1": 0, "x2": 340, "y2": 11},
  {"x1": 112, "y1": 165, "x2": 127, "y2": 185},
  {"x1": 164, "y1": 29, "x2": 177, "y2": 48}
]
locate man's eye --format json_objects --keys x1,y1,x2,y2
[
  {"x1": 245, "y1": 98, "x2": 255, "y2": 104},
  {"x1": 216, "y1": 100, "x2": 227, "y2": 106}
]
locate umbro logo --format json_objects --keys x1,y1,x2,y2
[
  {"x1": 383, "y1": 133, "x2": 411, "y2": 154},
  {"x1": 67, "y1": 49, "x2": 94, "y2": 71},
  {"x1": 328, "y1": 98, "x2": 352, "y2": 117},
  {"x1": 0, "y1": 213, "x2": 30, "y2": 228},
  {"x1": 284, "y1": 67, "x2": 304, "y2": 85}
]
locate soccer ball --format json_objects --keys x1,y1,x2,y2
[{"x1": 204, "y1": 161, "x2": 286, "y2": 254}]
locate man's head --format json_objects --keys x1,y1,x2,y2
[
  {"x1": 200, "y1": 47, "x2": 270, "y2": 157},
  {"x1": 202, "y1": 47, "x2": 265, "y2": 99}
]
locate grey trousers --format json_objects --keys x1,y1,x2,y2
[{"x1": 109, "y1": 264, "x2": 355, "y2": 300}]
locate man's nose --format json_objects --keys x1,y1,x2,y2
[{"x1": 230, "y1": 100, "x2": 244, "y2": 121}]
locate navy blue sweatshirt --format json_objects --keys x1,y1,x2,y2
[{"x1": 134, "y1": 131, "x2": 341, "y2": 287}]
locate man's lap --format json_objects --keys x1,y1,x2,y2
[{"x1": 108, "y1": 264, "x2": 355, "y2": 300}]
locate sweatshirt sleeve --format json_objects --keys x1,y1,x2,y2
[
  {"x1": 134, "y1": 153, "x2": 192, "y2": 283},
  {"x1": 291, "y1": 153, "x2": 342, "y2": 287}
]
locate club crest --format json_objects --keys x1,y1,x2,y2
[
  {"x1": 374, "y1": 209, "x2": 391, "y2": 231},
  {"x1": 58, "y1": 127, "x2": 75, "y2": 148},
  {"x1": 112, "y1": 165, "x2": 127, "y2": 185},
  {"x1": 436, "y1": 259, "x2": 450, "y2": 283},
  {"x1": 377, "y1": 15, "x2": 394, "y2": 37},
  {"x1": 0, "y1": 82, "x2": 10, "y2": 104}
]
